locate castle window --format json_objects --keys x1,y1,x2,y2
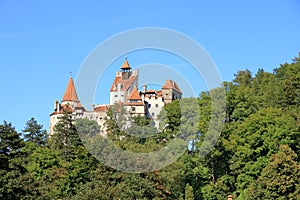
[
  {"x1": 148, "y1": 104, "x2": 151, "y2": 108},
  {"x1": 130, "y1": 99, "x2": 138, "y2": 102},
  {"x1": 152, "y1": 112, "x2": 155, "y2": 117},
  {"x1": 115, "y1": 95, "x2": 118, "y2": 97},
  {"x1": 132, "y1": 107, "x2": 136, "y2": 112},
  {"x1": 155, "y1": 104, "x2": 158, "y2": 108}
]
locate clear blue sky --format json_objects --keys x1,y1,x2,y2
[{"x1": 0, "y1": 0, "x2": 299, "y2": 132}]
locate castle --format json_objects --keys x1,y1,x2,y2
[{"x1": 50, "y1": 58, "x2": 182, "y2": 135}]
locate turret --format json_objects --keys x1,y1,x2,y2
[
  {"x1": 120, "y1": 57, "x2": 132, "y2": 80},
  {"x1": 61, "y1": 72, "x2": 80, "y2": 107}
]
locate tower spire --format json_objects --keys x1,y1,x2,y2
[
  {"x1": 120, "y1": 57, "x2": 131, "y2": 71},
  {"x1": 62, "y1": 74, "x2": 79, "y2": 102}
]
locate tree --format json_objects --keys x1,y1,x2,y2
[
  {"x1": 251, "y1": 69, "x2": 280, "y2": 108},
  {"x1": 73, "y1": 165, "x2": 166, "y2": 200},
  {"x1": 0, "y1": 121, "x2": 27, "y2": 199},
  {"x1": 233, "y1": 69, "x2": 252, "y2": 86},
  {"x1": 201, "y1": 175, "x2": 234, "y2": 200},
  {"x1": 185, "y1": 183, "x2": 194, "y2": 200},
  {"x1": 50, "y1": 111, "x2": 82, "y2": 161},
  {"x1": 76, "y1": 118, "x2": 101, "y2": 137},
  {"x1": 225, "y1": 107, "x2": 300, "y2": 194},
  {"x1": 274, "y1": 59, "x2": 300, "y2": 108},
  {"x1": 23, "y1": 117, "x2": 47, "y2": 146},
  {"x1": 245, "y1": 145, "x2": 300, "y2": 200},
  {"x1": 158, "y1": 99, "x2": 181, "y2": 139},
  {"x1": 25, "y1": 146, "x2": 65, "y2": 199}
]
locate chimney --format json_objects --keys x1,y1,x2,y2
[
  {"x1": 54, "y1": 100, "x2": 60, "y2": 112},
  {"x1": 143, "y1": 85, "x2": 147, "y2": 92}
]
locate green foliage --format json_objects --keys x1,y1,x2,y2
[
  {"x1": 23, "y1": 117, "x2": 48, "y2": 146},
  {"x1": 0, "y1": 121, "x2": 27, "y2": 199},
  {"x1": 274, "y1": 57, "x2": 300, "y2": 106},
  {"x1": 226, "y1": 107, "x2": 300, "y2": 193},
  {"x1": 76, "y1": 118, "x2": 101, "y2": 137},
  {"x1": 202, "y1": 175, "x2": 234, "y2": 200},
  {"x1": 158, "y1": 99, "x2": 181, "y2": 134},
  {"x1": 185, "y1": 183, "x2": 194, "y2": 200},
  {"x1": 50, "y1": 111, "x2": 83, "y2": 161},
  {"x1": 245, "y1": 145, "x2": 300, "y2": 200},
  {"x1": 73, "y1": 166, "x2": 165, "y2": 200}
]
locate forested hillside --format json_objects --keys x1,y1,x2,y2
[{"x1": 0, "y1": 54, "x2": 299, "y2": 199}]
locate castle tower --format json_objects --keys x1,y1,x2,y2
[
  {"x1": 162, "y1": 79, "x2": 182, "y2": 104},
  {"x1": 49, "y1": 73, "x2": 85, "y2": 135},
  {"x1": 110, "y1": 58, "x2": 138, "y2": 104},
  {"x1": 120, "y1": 57, "x2": 132, "y2": 79}
]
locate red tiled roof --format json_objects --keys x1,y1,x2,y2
[
  {"x1": 110, "y1": 75, "x2": 137, "y2": 92},
  {"x1": 128, "y1": 86, "x2": 141, "y2": 100},
  {"x1": 120, "y1": 58, "x2": 131, "y2": 70},
  {"x1": 50, "y1": 104, "x2": 73, "y2": 116},
  {"x1": 162, "y1": 79, "x2": 182, "y2": 93},
  {"x1": 94, "y1": 105, "x2": 109, "y2": 112},
  {"x1": 110, "y1": 76, "x2": 121, "y2": 92},
  {"x1": 156, "y1": 90, "x2": 163, "y2": 97},
  {"x1": 62, "y1": 76, "x2": 79, "y2": 102}
]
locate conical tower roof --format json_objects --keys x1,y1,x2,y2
[
  {"x1": 120, "y1": 58, "x2": 131, "y2": 70},
  {"x1": 62, "y1": 75, "x2": 79, "y2": 102}
]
